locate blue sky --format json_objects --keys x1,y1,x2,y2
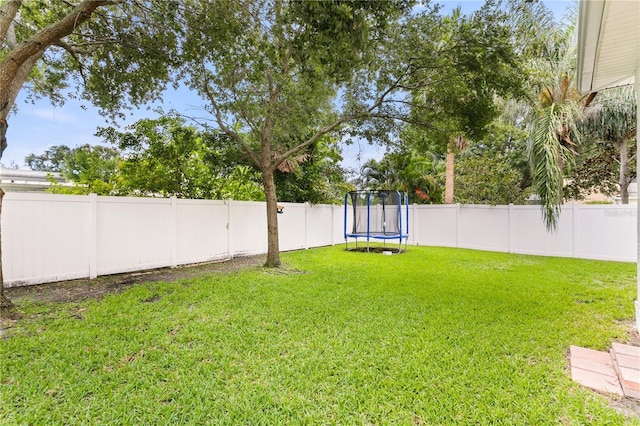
[{"x1": 2, "y1": 0, "x2": 574, "y2": 171}]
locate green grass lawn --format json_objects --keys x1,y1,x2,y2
[{"x1": 1, "y1": 246, "x2": 638, "y2": 424}]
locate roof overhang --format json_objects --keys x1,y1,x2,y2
[{"x1": 577, "y1": 0, "x2": 639, "y2": 93}]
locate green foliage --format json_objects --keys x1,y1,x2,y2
[
  {"x1": 564, "y1": 138, "x2": 635, "y2": 201},
  {"x1": 468, "y1": 107, "x2": 533, "y2": 193},
  {"x1": 274, "y1": 137, "x2": 352, "y2": 204},
  {"x1": 528, "y1": 101, "x2": 582, "y2": 228},
  {"x1": 178, "y1": 0, "x2": 412, "y2": 163},
  {"x1": 455, "y1": 153, "x2": 529, "y2": 204},
  {"x1": 41, "y1": 144, "x2": 120, "y2": 195},
  {"x1": 24, "y1": 145, "x2": 71, "y2": 172},
  {"x1": 3, "y1": 1, "x2": 182, "y2": 117},
  {"x1": 96, "y1": 116, "x2": 264, "y2": 200},
  {"x1": 357, "y1": 149, "x2": 444, "y2": 204},
  {"x1": 219, "y1": 165, "x2": 265, "y2": 202},
  {"x1": 2, "y1": 246, "x2": 637, "y2": 424},
  {"x1": 580, "y1": 88, "x2": 637, "y2": 144},
  {"x1": 406, "y1": 4, "x2": 525, "y2": 152},
  {"x1": 565, "y1": 88, "x2": 638, "y2": 202},
  {"x1": 524, "y1": 16, "x2": 584, "y2": 229}
]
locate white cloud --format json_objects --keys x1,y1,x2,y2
[{"x1": 29, "y1": 108, "x2": 77, "y2": 123}]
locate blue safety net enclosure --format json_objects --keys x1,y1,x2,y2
[{"x1": 344, "y1": 190, "x2": 409, "y2": 252}]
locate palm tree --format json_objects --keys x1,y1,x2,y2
[
  {"x1": 444, "y1": 134, "x2": 468, "y2": 204},
  {"x1": 579, "y1": 87, "x2": 637, "y2": 204},
  {"x1": 358, "y1": 150, "x2": 443, "y2": 203},
  {"x1": 528, "y1": 74, "x2": 584, "y2": 228},
  {"x1": 527, "y1": 21, "x2": 588, "y2": 229}
]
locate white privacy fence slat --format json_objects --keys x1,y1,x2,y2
[{"x1": 2, "y1": 193, "x2": 636, "y2": 287}]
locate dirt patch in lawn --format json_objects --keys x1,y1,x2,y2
[
  {"x1": 3, "y1": 255, "x2": 266, "y2": 305},
  {"x1": 347, "y1": 247, "x2": 405, "y2": 254}
]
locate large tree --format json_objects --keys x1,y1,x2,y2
[
  {"x1": 176, "y1": 1, "x2": 523, "y2": 266},
  {"x1": 455, "y1": 152, "x2": 528, "y2": 204},
  {"x1": 178, "y1": 0, "x2": 419, "y2": 267},
  {"x1": 570, "y1": 87, "x2": 637, "y2": 204},
  {"x1": 24, "y1": 145, "x2": 72, "y2": 172},
  {"x1": 0, "y1": 0, "x2": 181, "y2": 310},
  {"x1": 405, "y1": 4, "x2": 524, "y2": 204},
  {"x1": 48, "y1": 144, "x2": 120, "y2": 195}
]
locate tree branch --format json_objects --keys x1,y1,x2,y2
[
  {"x1": 53, "y1": 40, "x2": 87, "y2": 84},
  {"x1": 267, "y1": 115, "x2": 353, "y2": 174},
  {"x1": 268, "y1": 63, "x2": 413, "y2": 174},
  {"x1": 201, "y1": 79, "x2": 261, "y2": 167},
  {"x1": 0, "y1": 0, "x2": 21, "y2": 45},
  {"x1": 1, "y1": 0, "x2": 117, "y2": 79}
]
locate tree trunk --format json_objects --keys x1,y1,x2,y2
[
  {"x1": 262, "y1": 168, "x2": 281, "y2": 267},
  {"x1": 619, "y1": 138, "x2": 630, "y2": 204},
  {"x1": 444, "y1": 145, "x2": 455, "y2": 204},
  {"x1": 0, "y1": 0, "x2": 110, "y2": 313},
  {"x1": 0, "y1": 188, "x2": 13, "y2": 311},
  {"x1": 0, "y1": 118, "x2": 12, "y2": 312}
]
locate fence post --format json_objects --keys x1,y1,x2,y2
[
  {"x1": 227, "y1": 199, "x2": 233, "y2": 260},
  {"x1": 455, "y1": 203, "x2": 461, "y2": 248},
  {"x1": 508, "y1": 204, "x2": 513, "y2": 253},
  {"x1": 170, "y1": 196, "x2": 177, "y2": 268},
  {"x1": 89, "y1": 193, "x2": 98, "y2": 279},
  {"x1": 412, "y1": 203, "x2": 417, "y2": 246},
  {"x1": 572, "y1": 203, "x2": 578, "y2": 258},
  {"x1": 305, "y1": 202, "x2": 310, "y2": 249},
  {"x1": 331, "y1": 203, "x2": 335, "y2": 246}
]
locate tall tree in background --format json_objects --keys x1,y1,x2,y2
[
  {"x1": 0, "y1": 0, "x2": 181, "y2": 310},
  {"x1": 444, "y1": 135, "x2": 468, "y2": 203},
  {"x1": 24, "y1": 145, "x2": 72, "y2": 172},
  {"x1": 407, "y1": 4, "x2": 523, "y2": 204},
  {"x1": 97, "y1": 117, "x2": 265, "y2": 200},
  {"x1": 575, "y1": 87, "x2": 637, "y2": 204},
  {"x1": 50, "y1": 144, "x2": 120, "y2": 195}
]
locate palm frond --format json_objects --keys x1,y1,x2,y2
[{"x1": 528, "y1": 102, "x2": 581, "y2": 230}]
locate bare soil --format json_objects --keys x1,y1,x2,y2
[
  {"x1": 3, "y1": 255, "x2": 266, "y2": 305},
  {"x1": 348, "y1": 247, "x2": 405, "y2": 254}
]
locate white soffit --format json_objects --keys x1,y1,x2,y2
[{"x1": 577, "y1": 0, "x2": 639, "y2": 93}]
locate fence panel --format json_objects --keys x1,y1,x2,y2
[
  {"x1": 175, "y1": 199, "x2": 229, "y2": 265},
  {"x1": 413, "y1": 205, "x2": 458, "y2": 247},
  {"x1": 229, "y1": 201, "x2": 267, "y2": 256},
  {"x1": 96, "y1": 197, "x2": 172, "y2": 275},
  {"x1": 575, "y1": 205, "x2": 636, "y2": 262},
  {"x1": 278, "y1": 202, "x2": 307, "y2": 252},
  {"x1": 458, "y1": 205, "x2": 510, "y2": 252},
  {"x1": 509, "y1": 206, "x2": 574, "y2": 257},
  {"x1": 306, "y1": 204, "x2": 336, "y2": 248},
  {"x1": 3, "y1": 193, "x2": 91, "y2": 287}
]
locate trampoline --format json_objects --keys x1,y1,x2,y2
[{"x1": 344, "y1": 190, "x2": 409, "y2": 252}]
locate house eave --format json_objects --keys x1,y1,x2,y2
[{"x1": 576, "y1": 0, "x2": 639, "y2": 93}]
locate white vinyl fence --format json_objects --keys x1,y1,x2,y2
[
  {"x1": 3, "y1": 193, "x2": 636, "y2": 287},
  {"x1": 409, "y1": 204, "x2": 636, "y2": 262}
]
